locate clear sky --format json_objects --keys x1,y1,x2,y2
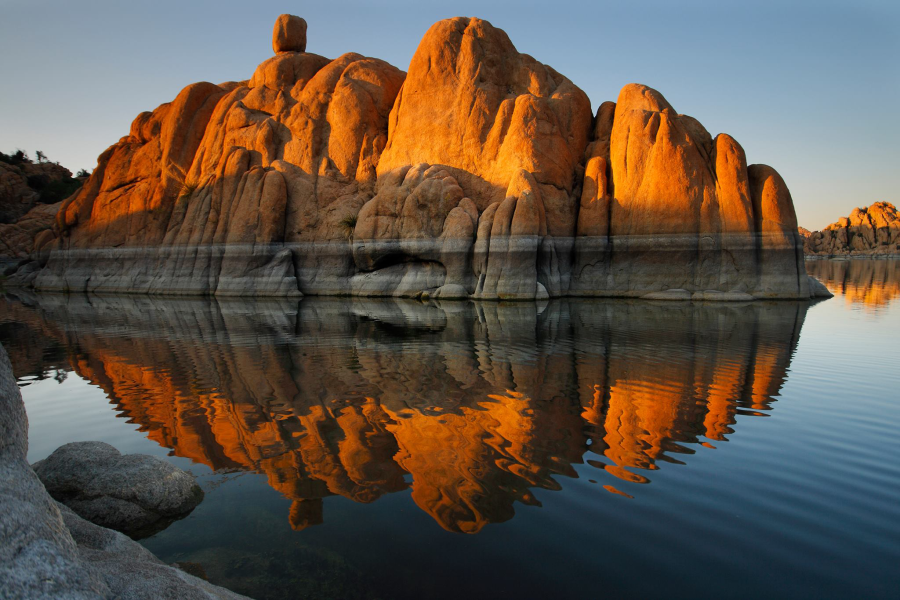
[{"x1": 1, "y1": 0, "x2": 896, "y2": 230}]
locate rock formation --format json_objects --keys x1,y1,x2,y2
[
  {"x1": 363, "y1": 17, "x2": 592, "y2": 299},
  {"x1": 272, "y1": 13, "x2": 307, "y2": 53},
  {"x1": 804, "y1": 202, "x2": 900, "y2": 257},
  {"x1": 0, "y1": 201, "x2": 61, "y2": 262},
  {"x1": 20, "y1": 14, "x2": 820, "y2": 300},
  {"x1": 571, "y1": 85, "x2": 813, "y2": 300},
  {"x1": 0, "y1": 158, "x2": 77, "y2": 225},
  {"x1": 0, "y1": 155, "x2": 80, "y2": 271},
  {"x1": 34, "y1": 441, "x2": 204, "y2": 538},
  {"x1": 0, "y1": 342, "x2": 249, "y2": 599}
]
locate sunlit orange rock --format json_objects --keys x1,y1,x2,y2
[
  {"x1": 19, "y1": 14, "x2": 816, "y2": 300},
  {"x1": 357, "y1": 17, "x2": 592, "y2": 298},
  {"x1": 272, "y1": 14, "x2": 307, "y2": 54},
  {"x1": 377, "y1": 17, "x2": 591, "y2": 213},
  {"x1": 570, "y1": 84, "x2": 810, "y2": 299},
  {"x1": 39, "y1": 19, "x2": 404, "y2": 296}
]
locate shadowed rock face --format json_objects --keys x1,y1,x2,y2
[
  {"x1": 804, "y1": 202, "x2": 900, "y2": 257},
  {"x1": 1, "y1": 293, "x2": 809, "y2": 534},
  {"x1": 0, "y1": 160, "x2": 79, "y2": 274},
  {"x1": 28, "y1": 14, "x2": 811, "y2": 300}
]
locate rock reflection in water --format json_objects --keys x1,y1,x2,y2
[
  {"x1": 0, "y1": 292, "x2": 808, "y2": 534},
  {"x1": 805, "y1": 258, "x2": 900, "y2": 309}
]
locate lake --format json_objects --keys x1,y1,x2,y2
[{"x1": 2, "y1": 258, "x2": 898, "y2": 599}]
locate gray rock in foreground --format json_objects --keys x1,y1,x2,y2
[
  {"x1": 807, "y1": 275, "x2": 834, "y2": 299},
  {"x1": 33, "y1": 442, "x2": 203, "y2": 539},
  {"x1": 0, "y1": 343, "x2": 249, "y2": 599}
]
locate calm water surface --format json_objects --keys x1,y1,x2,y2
[{"x1": 2, "y1": 258, "x2": 898, "y2": 599}]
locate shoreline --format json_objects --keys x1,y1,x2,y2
[
  {"x1": 805, "y1": 254, "x2": 900, "y2": 260},
  {"x1": 0, "y1": 343, "x2": 250, "y2": 599}
]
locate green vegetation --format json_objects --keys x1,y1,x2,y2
[
  {"x1": 2, "y1": 149, "x2": 87, "y2": 204},
  {"x1": 165, "y1": 163, "x2": 201, "y2": 205},
  {"x1": 26, "y1": 174, "x2": 82, "y2": 204},
  {"x1": 0, "y1": 149, "x2": 31, "y2": 166},
  {"x1": 338, "y1": 213, "x2": 358, "y2": 239},
  {"x1": 179, "y1": 179, "x2": 199, "y2": 199}
]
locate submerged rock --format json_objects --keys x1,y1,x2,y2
[
  {"x1": 33, "y1": 441, "x2": 203, "y2": 538},
  {"x1": 807, "y1": 275, "x2": 834, "y2": 298}
]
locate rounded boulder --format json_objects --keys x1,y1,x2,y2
[
  {"x1": 33, "y1": 441, "x2": 204, "y2": 538},
  {"x1": 272, "y1": 14, "x2": 307, "y2": 54}
]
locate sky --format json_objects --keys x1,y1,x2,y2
[{"x1": 0, "y1": 0, "x2": 897, "y2": 230}]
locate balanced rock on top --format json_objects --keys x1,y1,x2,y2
[{"x1": 273, "y1": 14, "x2": 307, "y2": 54}]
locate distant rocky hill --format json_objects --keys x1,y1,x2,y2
[
  {"x1": 0, "y1": 152, "x2": 84, "y2": 268},
  {"x1": 804, "y1": 202, "x2": 899, "y2": 257}
]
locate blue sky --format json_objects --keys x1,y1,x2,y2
[{"x1": 1, "y1": 0, "x2": 896, "y2": 229}]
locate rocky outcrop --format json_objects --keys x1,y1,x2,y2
[
  {"x1": 23, "y1": 14, "x2": 817, "y2": 300},
  {"x1": 34, "y1": 441, "x2": 204, "y2": 538},
  {"x1": 37, "y1": 14, "x2": 404, "y2": 296},
  {"x1": 0, "y1": 159, "x2": 74, "y2": 225},
  {"x1": 366, "y1": 17, "x2": 592, "y2": 299},
  {"x1": 570, "y1": 85, "x2": 809, "y2": 299},
  {"x1": 0, "y1": 201, "x2": 61, "y2": 262},
  {"x1": 0, "y1": 343, "x2": 249, "y2": 599},
  {"x1": 804, "y1": 202, "x2": 900, "y2": 257},
  {"x1": 0, "y1": 157, "x2": 79, "y2": 271}
]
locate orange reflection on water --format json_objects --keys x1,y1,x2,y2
[
  {"x1": 2, "y1": 295, "x2": 806, "y2": 534},
  {"x1": 806, "y1": 259, "x2": 900, "y2": 310}
]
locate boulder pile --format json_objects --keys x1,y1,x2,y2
[{"x1": 804, "y1": 202, "x2": 900, "y2": 257}]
